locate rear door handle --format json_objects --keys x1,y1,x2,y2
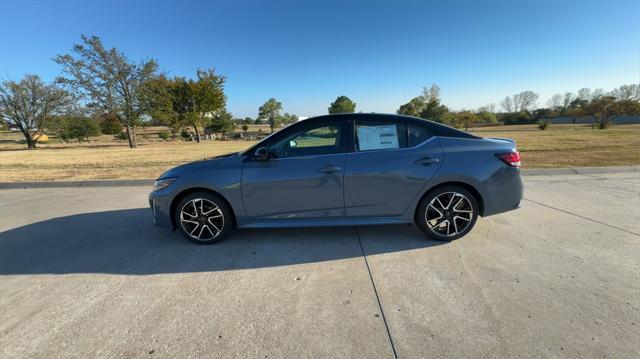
[
  {"x1": 319, "y1": 165, "x2": 342, "y2": 173},
  {"x1": 415, "y1": 157, "x2": 440, "y2": 165}
]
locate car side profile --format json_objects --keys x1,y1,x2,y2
[{"x1": 149, "y1": 113, "x2": 523, "y2": 244}]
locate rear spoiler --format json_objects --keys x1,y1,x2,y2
[{"x1": 488, "y1": 137, "x2": 515, "y2": 144}]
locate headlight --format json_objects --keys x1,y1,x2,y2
[{"x1": 153, "y1": 177, "x2": 177, "y2": 191}]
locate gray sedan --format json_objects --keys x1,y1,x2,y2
[{"x1": 149, "y1": 113, "x2": 523, "y2": 244}]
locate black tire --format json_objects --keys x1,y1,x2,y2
[
  {"x1": 416, "y1": 185, "x2": 479, "y2": 241},
  {"x1": 174, "y1": 191, "x2": 233, "y2": 244}
]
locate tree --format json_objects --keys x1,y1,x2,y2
[
  {"x1": 475, "y1": 107, "x2": 497, "y2": 125},
  {"x1": 99, "y1": 112, "x2": 123, "y2": 135},
  {"x1": 422, "y1": 83, "x2": 441, "y2": 102},
  {"x1": 577, "y1": 87, "x2": 592, "y2": 101},
  {"x1": 281, "y1": 112, "x2": 299, "y2": 124},
  {"x1": 243, "y1": 117, "x2": 254, "y2": 124},
  {"x1": 0, "y1": 75, "x2": 72, "y2": 149},
  {"x1": 500, "y1": 96, "x2": 514, "y2": 112},
  {"x1": 190, "y1": 68, "x2": 226, "y2": 142},
  {"x1": 241, "y1": 124, "x2": 249, "y2": 133},
  {"x1": 585, "y1": 95, "x2": 640, "y2": 129},
  {"x1": 258, "y1": 98, "x2": 283, "y2": 133},
  {"x1": 57, "y1": 116, "x2": 101, "y2": 142},
  {"x1": 562, "y1": 92, "x2": 576, "y2": 113},
  {"x1": 55, "y1": 35, "x2": 158, "y2": 148},
  {"x1": 141, "y1": 74, "x2": 178, "y2": 131},
  {"x1": 547, "y1": 94, "x2": 563, "y2": 111},
  {"x1": 611, "y1": 84, "x2": 640, "y2": 101},
  {"x1": 397, "y1": 97, "x2": 427, "y2": 117},
  {"x1": 420, "y1": 98, "x2": 449, "y2": 123},
  {"x1": 501, "y1": 90, "x2": 539, "y2": 113},
  {"x1": 455, "y1": 111, "x2": 476, "y2": 131},
  {"x1": 398, "y1": 84, "x2": 449, "y2": 122},
  {"x1": 207, "y1": 110, "x2": 236, "y2": 138},
  {"x1": 328, "y1": 95, "x2": 356, "y2": 114}
]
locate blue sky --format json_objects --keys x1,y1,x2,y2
[{"x1": 1, "y1": 0, "x2": 638, "y2": 118}]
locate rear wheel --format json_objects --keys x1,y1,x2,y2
[
  {"x1": 175, "y1": 192, "x2": 232, "y2": 244},
  {"x1": 416, "y1": 186, "x2": 479, "y2": 241}
]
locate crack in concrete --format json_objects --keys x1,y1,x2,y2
[
  {"x1": 523, "y1": 198, "x2": 639, "y2": 237},
  {"x1": 354, "y1": 227, "x2": 399, "y2": 359}
]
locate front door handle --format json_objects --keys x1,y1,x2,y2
[
  {"x1": 319, "y1": 165, "x2": 342, "y2": 173},
  {"x1": 415, "y1": 157, "x2": 440, "y2": 165}
]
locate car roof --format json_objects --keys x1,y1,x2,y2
[{"x1": 302, "y1": 113, "x2": 478, "y2": 139}]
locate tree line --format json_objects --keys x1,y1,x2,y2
[
  {"x1": 1, "y1": 35, "x2": 638, "y2": 149},
  {"x1": 396, "y1": 83, "x2": 639, "y2": 131}
]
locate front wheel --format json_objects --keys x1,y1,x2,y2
[
  {"x1": 175, "y1": 192, "x2": 232, "y2": 244},
  {"x1": 416, "y1": 186, "x2": 479, "y2": 241}
]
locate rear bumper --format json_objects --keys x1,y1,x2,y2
[
  {"x1": 149, "y1": 191, "x2": 173, "y2": 228},
  {"x1": 482, "y1": 167, "x2": 524, "y2": 217}
]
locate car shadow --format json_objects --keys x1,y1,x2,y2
[{"x1": 0, "y1": 208, "x2": 445, "y2": 275}]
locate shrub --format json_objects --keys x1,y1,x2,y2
[
  {"x1": 114, "y1": 132, "x2": 128, "y2": 141},
  {"x1": 57, "y1": 117, "x2": 101, "y2": 142},
  {"x1": 99, "y1": 113, "x2": 123, "y2": 135},
  {"x1": 538, "y1": 120, "x2": 550, "y2": 130},
  {"x1": 180, "y1": 129, "x2": 192, "y2": 141},
  {"x1": 158, "y1": 131, "x2": 170, "y2": 140}
]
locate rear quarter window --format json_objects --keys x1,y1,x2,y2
[{"x1": 408, "y1": 124, "x2": 431, "y2": 147}]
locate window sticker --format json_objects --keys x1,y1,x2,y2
[{"x1": 357, "y1": 125, "x2": 399, "y2": 151}]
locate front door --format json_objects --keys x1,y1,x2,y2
[{"x1": 242, "y1": 119, "x2": 348, "y2": 220}]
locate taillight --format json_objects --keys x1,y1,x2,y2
[{"x1": 496, "y1": 151, "x2": 521, "y2": 167}]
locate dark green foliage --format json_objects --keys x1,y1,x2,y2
[
  {"x1": 207, "y1": 110, "x2": 236, "y2": 138},
  {"x1": 57, "y1": 116, "x2": 101, "y2": 142},
  {"x1": 538, "y1": 120, "x2": 550, "y2": 130},
  {"x1": 99, "y1": 113, "x2": 123, "y2": 135},
  {"x1": 180, "y1": 129, "x2": 192, "y2": 141},
  {"x1": 158, "y1": 131, "x2": 170, "y2": 140},
  {"x1": 328, "y1": 96, "x2": 356, "y2": 114},
  {"x1": 258, "y1": 98, "x2": 283, "y2": 133}
]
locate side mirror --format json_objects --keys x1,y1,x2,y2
[{"x1": 254, "y1": 147, "x2": 270, "y2": 161}]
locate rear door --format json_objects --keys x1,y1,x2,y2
[{"x1": 344, "y1": 117, "x2": 442, "y2": 217}]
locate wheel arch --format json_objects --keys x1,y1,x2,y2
[
  {"x1": 170, "y1": 187, "x2": 237, "y2": 230},
  {"x1": 413, "y1": 181, "x2": 485, "y2": 222}
]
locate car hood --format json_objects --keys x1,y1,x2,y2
[{"x1": 157, "y1": 152, "x2": 242, "y2": 179}]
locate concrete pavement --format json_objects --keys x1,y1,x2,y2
[{"x1": 0, "y1": 171, "x2": 638, "y2": 358}]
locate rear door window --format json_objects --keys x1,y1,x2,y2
[{"x1": 355, "y1": 119, "x2": 407, "y2": 151}]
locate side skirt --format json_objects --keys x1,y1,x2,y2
[{"x1": 237, "y1": 217, "x2": 412, "y2": 229}]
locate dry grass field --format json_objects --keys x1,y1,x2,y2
[{"x1": 1, "y1": 123, "x2": 639, "y2": 182}]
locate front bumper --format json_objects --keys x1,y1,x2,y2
[{"x1": 149, "y1": 191, "x2": 173, "y2": 228}]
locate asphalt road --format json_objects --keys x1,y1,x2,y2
[{"x1": 1, "y1": 170, "x2": 639, "y2": 358}]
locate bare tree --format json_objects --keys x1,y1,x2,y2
[
  {"x1": 562, "y1": 92, "x2": 576, "y2": 110},
  {"x1": 577, "y1": 87, "x2": 592, "y2": 101},
  {"x1": 500, "y1": 96, "x2": 514, "y2": 112},
  {"x1": 54, "y1": 35, "x2": 158, "y2": 148},
  {"x1": 0, "y1": 75, "x2": 72, "y2": 149},
  {"x1": 422, "y1": 83, "x2": 441, "y2": 102},
  {"x1": 611, "y1": 84, "x2": 640, "y2": 101},
  {"x1": 547, "y1": 94, "x2": 563, "y2": 110},
  {"x1": 513, "y1": 90, "x2": 539, "y2": 112},
  {"x1": 501, "y1": 91, "x2": 539, "y2": 112}
]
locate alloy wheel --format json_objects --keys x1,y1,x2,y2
[
  {"x1": 425, "y1": 191, "x2": 474, "y2": 237},
  {"x1": 179, "y1": 198, "x2": 224, "y2": 241}
]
